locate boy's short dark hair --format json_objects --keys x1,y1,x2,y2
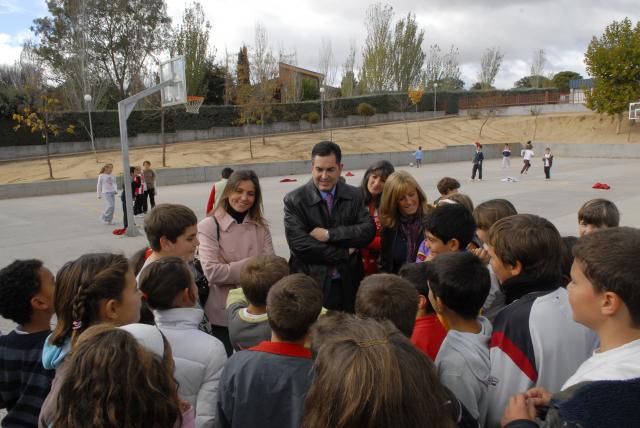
[
  {"x1": 489, "y1": 214, "x2": 563, "y2": 284},
  {"x1": 221, "y1": 167, "x2": 234, "y2": 179},
  {"x1": 436, "y1": 177, "x2": 460, "y2": 196},
  {"x1": 398, "y1": 262, "x2": 436, "y2": 315},
  {"x1": 473, "y1": 199, "x2": 518, "y2": 231},
  {"x1": 424, "y1": 203, "x2": 476, "y2": 249},
  {"x1": 311, "y1": 141, "x2": 342, "y2": 163},
  {"x1": 426, "y1": 252, "x2": 490, "y2": 319},
  {"x1": 0, "y1": 259, "x2": 44, "y2": 324},
  {"x1": 355, "y1": 274, "x2": 419, "y2": 337},
  {"x1": 267, "y1": 274, "x2": 323, "y2": 342},
  {"x1": 240, "y1": 255, "x2": 289, "y2": 306},
  {"x1": 578, "y1": 199, "x2": 620, "y2": 228},
  {"x1": 143, "y1": 160, "x2": 151, "y2": 166},
  {"x1": 144, "y1": 204, "x2": 198, "y2": 252},
  {"x1": 572, "y1": 227, "x2": 640, "y2": 326}
]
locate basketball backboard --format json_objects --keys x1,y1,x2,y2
[
  {"x1": 160, "y1": 56, "x2": 186, "y2": 107},
  {"x1": 630, "y1": 102, "x2": 640, "y2": 121}
]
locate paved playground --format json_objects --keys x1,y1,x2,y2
[{"x1": 1, "y1": 156, "x2": 638, "y2": 333}]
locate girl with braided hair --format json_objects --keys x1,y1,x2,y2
[{"x1": 38, "y1": 253, "x2": 141, "y2": 428}]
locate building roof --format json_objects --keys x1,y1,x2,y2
[
  {"x1": 278, "y1": 62, "x2": 325, "y2": 80},
  {"x1": 569, "y1": 78, "x2": 594, "y2": 89}
]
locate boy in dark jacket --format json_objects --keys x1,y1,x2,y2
[
  {"x1": 471, "y1": 143, "x2": 484, "y2": 181},
  {"x1": 216, "y1": 273, "x2": 322, "y2": 428}
]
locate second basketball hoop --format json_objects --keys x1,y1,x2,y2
[{"x1": 185, "y1": 96, "x2": 205, "y2": 114}]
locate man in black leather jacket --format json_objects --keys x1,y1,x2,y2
[{"x1": 284, "y1": 141, "x2": 376, "y2": 312}]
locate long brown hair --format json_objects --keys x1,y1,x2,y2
[
  {"x1": 213, "y1": 169, "x2": 267, "y2": 227},
  {"x1": 51, "y1": 324, "x2": 182, "y2": 428},
  {"x1": 50, "y1": 253, "x2": 130, "y2": 347},
  {"x1": 378, "y1": 171, "x2": 429, "y2": 229},
  {"x1": 99, "y1": 163, "x2": 112, "y2": 174},
  {"x1": 303, "y1": 316, "x2": 453, "y2": 428}
]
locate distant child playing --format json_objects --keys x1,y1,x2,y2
[{"x1": 97, "y1": 163, "x2": 117, "y2": 225}]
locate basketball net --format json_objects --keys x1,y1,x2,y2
[{"x1": 185, "y1": 96, "x2": 204, "y2": 114}]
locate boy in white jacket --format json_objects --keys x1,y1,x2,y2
[{"x1": 428, "y1": 251, "x2": 492, "y2": 423}]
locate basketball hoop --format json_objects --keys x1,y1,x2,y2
[
  {"x1": 629, "y1": 102, "x2": 640, "y2": 121},
  {"x1": 185, "y1": 96, "x2": 204, "y2": 114}
]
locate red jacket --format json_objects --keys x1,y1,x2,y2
[
  {"x1": 411, "y1": 314, "x2": 447, "y2": 360},
  {"x1": 361, "y1": 203, "x2": 381, "y2": 276}
]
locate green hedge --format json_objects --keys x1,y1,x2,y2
[{"x1": 1, "y1": 88, "x2": 557, "y2": 147}]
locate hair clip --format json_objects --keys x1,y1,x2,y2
[
  {"x1": 356, "y1": 338, "x2": 388, "y2": 348},
  {"x1": 72, "y1": 320, "x2": 83, "y2": 330}
]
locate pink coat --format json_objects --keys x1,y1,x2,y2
[{"x1": 197, "y1": 211, "x2": 274, "y2": 326}]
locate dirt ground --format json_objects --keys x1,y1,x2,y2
[{"x1": 1, "y1": 111, "x2": 638, "y2": 185}]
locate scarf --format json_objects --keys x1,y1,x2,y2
[
  {"x1": 500, "y1": 274, "x2": 560, "y2": 306},
  {"x1": 227, "y1": 205, "x2": 248, "y2": 224},
  {"x1": 398, "y1": 213, "x2": 422, "y2": 263}
]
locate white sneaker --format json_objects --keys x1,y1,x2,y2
[{"x1": 102, "y1": 220, "x2": 114, "y2": 225}]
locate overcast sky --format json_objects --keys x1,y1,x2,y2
[{"x1": 0, "y1": 0, "x2": 637, "y2": 89}]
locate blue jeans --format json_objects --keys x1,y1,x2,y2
[{"x1": 101, "y1": 192, "x2": 115, "y2": 222}]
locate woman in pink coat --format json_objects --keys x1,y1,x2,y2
[{"x1": 197, "y1": 170, "x2": 274, "y2": 355}]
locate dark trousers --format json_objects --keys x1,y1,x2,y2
[
  {"x1": 544, "y1": 166, "x2": 551, "y2": 179},
  {"x1": 134, "y1": 194, "x2": 145, "y2": 214},
  {"x1": 322, "y1": 276, "x2": 357, "y2": 313},
  {"x1": 471, "y1": 163, "x2": 482, "y2": 179},
  {"x1": 121, "y1": 197, "x2": 131, "y2": 228},
  {"x1": 211, "y1": 325, "x2": 234, "y2": 357},
  {"x1": 143, "y1": 188, "x2": 156, "y2": 213},
  {"x1": 521, "y1": 160, "x2": 531, "y2": 174}
]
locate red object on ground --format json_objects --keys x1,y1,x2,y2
[
  {"x1": 592, "y1": 182, "x2": 611, "y2": 190},
  {"x1": 345, "y1": 171, "x2": 355, "y2": 177},
  {"x1": 279, "y1": 178, "x2": 297, "y2": 183},
  {"x1": 112, "y1": 228, "x2": 127, "y2": 235}
]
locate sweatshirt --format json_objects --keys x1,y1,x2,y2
[{"x1": 435, "y1": 316, "x2": 492, "y2": 422}]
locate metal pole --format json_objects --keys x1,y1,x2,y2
[
  {"x1": 320, "y1": 89, "x2": 325, "y2": 131},
  {"x1": 87, "y1": 101, "x2": 95, "y2": 152},
  {"x1": 434, "y1": 84, "x2": 437, "y2": 116}
]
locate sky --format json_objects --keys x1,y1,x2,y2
[{"x1": 0, "y1": 0, "x2": 638, "y2": 89}]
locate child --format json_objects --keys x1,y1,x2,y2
[
  {"x1": 355, "y1": 273, "x2": 419, "y2": 338},
  {"x1": 577, "y1": 198, "x2": 620, "y2": 236},
  {"x1": 398, "y1": 262, "x2": 447, "y2": 360},
  {"x1": 138, "y1": 257, "x2": 227, "y2": 427},
  {"x1": 97, "y1": 163, "x2": 117, "y2": 225},
  {"x1": 520, "y1": 142, "x2": 534, "y2": 174},
  {"x1": 226, "y1": 255, "x2": 289, "y2": 351},
  {"x1": 502, "y1": 143, "x2": 511, "y2": 169},
  {"x1": 413, "y1": 145, "x2": 424, "y2": 168},
  {"x1": 471, "y1": 143, "x2": 484, "y2": 181},
  {"x1": 142, "y1": 160, "x2": 157, "y2": 213},
  {"x1": 134, "y1": 166, "x2": 146, "y2": 216},
  {"x1": 38, "y1": 253, "x2": 142, "y2": 427},
  {"x1": 52, "y1": 324, "x2": 193, "y2": 428},
  {"x1": 484, "y1": 214, "x2": 597, "y2": 428},
  {"x1": 435, "y1": 177, "x2": 461, "y2": 206},
  {"x1": 542, "y1": 147, "x2": 553, "y2": 180},
  {"x1": 216, "y1": 273, "x2": 323, "y2": 428},
  {"x1": 501, "y1": 227, "x2": 640, "y2": 428},
  {"x1": 427, "y1": 252, "x2": 492, "y2": 423},
  {"x1": 421, "y1": 203, "x2": 476, "y2": 259},
  {"x1": 0, "y1": 260, "x2": 56, "y2": 427},
  {"x1": 472, "y1": 198, "x2": 517, "y2": 320}
]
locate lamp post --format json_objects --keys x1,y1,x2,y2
[
  {"x1": 433, "y1": 82, "x2": 438, "y2": 116},
  {"x1": 319, "y1": 86, "x2": 325, "y2": 131},
  {"x1": 84, "y1": 94, "x2": 97, "y2": 158}
]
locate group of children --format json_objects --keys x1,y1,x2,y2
[
  {"x1": 469, "y1": 142, "x2": 554, "y2": 181},
  {"x1": 1, "y1": 176, "x2": 638, "y2": 428},
  {"x1": 96, "y1": 161, "x2": 157, "y2": 228}
]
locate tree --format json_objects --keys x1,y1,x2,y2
[
  {"x1": 357, "y1": 102, "x2": 376, "y2": 127},
  {"x1": 318, "y1": 38, "x2": 337, "y2": 87},
  {"x1": 304, "y1": 111, "x2": 320, "y2": 131},
  {"x1": 236, "y1": 45, "x2": 250, "y2": 87},
  {"x1": 341, "y1": 41, "x2": 357, "y2": 97},
  {"x1": 360, "y1": 3, "x2": 394, "y2": 92},
  {"x1": 12, "y1": 96, "x2": 75, "y2": 179},
  {"x1": 423, "y1": 45, "x2": 461, "y2": 90},
  {"x1": 513, "y1": 75, "x2": 551, "y2": 88},
  {"x1": 551, "y1": 71, "x2": 583, "y2": 92},
  {"x1": 408, "y1": 86, "x2": 424, "y2": 112},
  {"x1": 477, "y1": 47, "x2": 503, "y2": 90},
  {"x1": 390, "y1": 12, "x2": 425, "y2": 91},
  {"x1": 300, "y1": 78, "x2": 319, "y2": 101},
  {"x1": 172, "y1": 1, "x2": 212, "y2": 98},
  {"x1": 529, "y1": 49, "x2": 547, "y2": 88},
  {"x1": 201, "y1": 60, "x2": 226, "y2": 105},
  {"x1": 585, "y1": 18, "x2": 640, "y2": 134}
]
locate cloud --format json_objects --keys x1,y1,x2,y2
[
  {"x1": 0, "y1": 32, "x2": 28, "y2": 65},
  {"x1": 0, "y1": 0, "x2": 23, "y2": 15}
]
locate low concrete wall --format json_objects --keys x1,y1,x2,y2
[
  {"x1": 459, "y1": 103, "x2": 590, "y2": 117},
  {"x1": 0, "y1": 142, "x2": 498, "y2": 199},
  {"x1": 0, "y1": 111, "x2": 443, "y2": 161},
  {"x1": 533, "y1": 142, "x2": 640, "y2": 158}
]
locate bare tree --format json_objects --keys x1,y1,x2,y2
[
  {"x1": 318, "y1": 38, "x2": 337, "y2": 87},
  {"x1": 530, "y1": 49, "x2": 546, "y2": 88},
  {"x1": 340, "y1": 40, "x2": 357, "y2": 97},
  {"x1": 423, "y1": 44, "x2": 444, "y2": 87},
  {"x1": 477, "y1": 47, "x2": 504, "y2": 89},
  {"x1": 390, "y1": 12, "x2": 425, "y2": 91},
  {"x1": 360, "y1": 3, "x2": 394, "y2": 93}
]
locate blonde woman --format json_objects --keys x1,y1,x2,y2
[
  {"x1": 197, "y1": 170, "x2": 274, "y2": 355},
  {"x1": 378, "y1": 171, "x2": 431, "y2": 274}
]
